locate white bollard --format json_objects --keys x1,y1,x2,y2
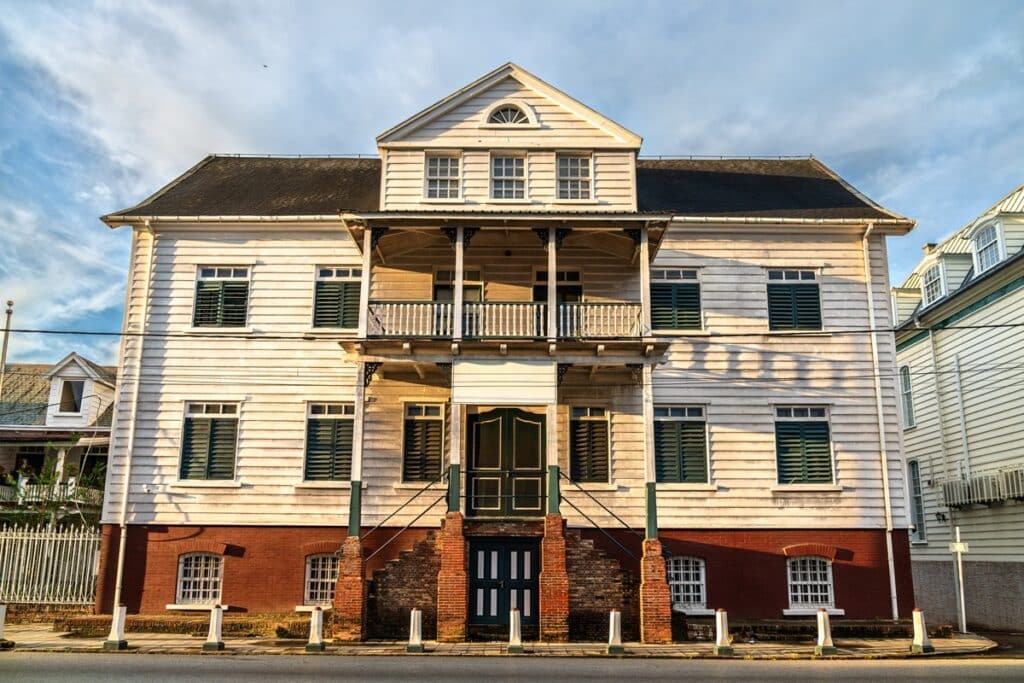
[
  {"x1": 0, "y1": 602, "x2": 14, "y2": 650},
  {"x1": 306, "y1": 606, "x2": 326, "y2": 653},
  {"x1": 407, "y1": 608, "x2": 423, "y2": 653},
  {"x1": 102, "y1": 603, "x2": 127, "y2": 650},
  {"x1": 911, "y1": 608, "x2": 935, "y2": 654},
  {"x1": 507, "y1": 608, "x2": 523, "y2": 654},
  {"x1": 607, "y1": 609, "x2": 624, "y2": 655},
  {"x1": 202, "y1": 605, "x2": 225, "y2": 651},
  {"x1": 815, "y1": 608, "x2": 837, "y2": 655},
  {"x1": 713, "y1": 608, "x2": 733, "y2": 656}
]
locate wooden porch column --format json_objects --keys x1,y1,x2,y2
[
  {"x1": 546, "y1": 402, "x2": 559, "y2": 514},
  {"x1": 453, "y1": 225, "x2": 464, "y2": 341},
  {"x1": 547, "y1": 227, "x2": 557, "y2": 340},
  {"x1": 639, "y1": 225, "x2": 652, "y2": 335},
  {"x1": 639, "y1": 362, "x2": 672, "y2": 643},
  {"x1": 357, "y1": 228, "x2": 373, "y2": 338},
  {"x1": 448, "y1": 402, "x2": 462, "y2": 512}
]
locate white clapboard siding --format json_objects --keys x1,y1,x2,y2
[{"x1": 898, "y1": 284, "x2": 1024, "y2": 563}]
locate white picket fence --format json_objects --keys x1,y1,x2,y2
[{"x1": 0, "y1": 524, "x2": 101, "y2": 605}]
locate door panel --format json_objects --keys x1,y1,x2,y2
[
  {"x1": 466, "y1": 408, "x2": 546, "y2": 517},
  {"x1": 469, "y1": 539, "x2": 540, "y2": 627}
]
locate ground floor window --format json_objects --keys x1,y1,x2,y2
[
  {"x1": 176, "y1": 553, "x2": 223, "y2": 605},
  {"x1": 666, "y1": 556, "x2": 707, "y2": 611},
  {"x1": 786, "y1": 556, "x2": 834, "y2": 609},
  {"x1": 304, "y1": 554, "x2": 340, "y2": 605}
]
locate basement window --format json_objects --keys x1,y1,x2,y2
[
  {"x1": 176, "y1": 553, "x2": 223, "y2": 605},
  {"x1": 667, "y1": 556, "x2": 708, "y2": 613},
  {"x1": 304, "y1": 553, "x2": 340, "y2": 606},
  {"x1": 786, "y1": 556, "x2": 835, "y2": 611}
]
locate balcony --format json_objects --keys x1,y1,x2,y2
[
  {"x1": 940, "y1": 466, "x2": 1024, "y2": 508},
  {"x1": 366, "y1": 301, "x2": 643, "y2": 340}
]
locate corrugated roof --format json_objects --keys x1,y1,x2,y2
[{"x1": 103, "y1": 155, "x2": 904, "y2": 223}]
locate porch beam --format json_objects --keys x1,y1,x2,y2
[
  {"x1": 453, "y1": 226, "x2": 464, "y2": 341},
  {"x1": 348, "y1": 362, "x2": 367, "y2": 537},
  {"x1": 547, "y1": 227, "x2": 557, "y2": 340}
]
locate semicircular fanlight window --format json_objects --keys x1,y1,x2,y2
[{"x1": 488, "y1": 105, "x2": 530, "y2": 124}]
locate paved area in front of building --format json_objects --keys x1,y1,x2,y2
[{"x1": 1, "y1": 623, "x2": 997, "y2": 659}]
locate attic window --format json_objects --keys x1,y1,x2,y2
[
  {"x1": 974, "y1": 224, "x2": 1002, "y2": 274},
  {"x1": 921, "y1": 263, "x2": 945, "y2": 306},
  {"x1": 60, "y1": 380, "x2": 85, "y2": 413},
  {"x1": 488, "y1": 105, "x2": 530, "y2": 125}
]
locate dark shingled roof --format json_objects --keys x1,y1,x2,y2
[
  {"x1": 105, "y1": 155, "x2": 900, "y2": 221},
  {"x1": 0, "y1": 364, "x2": 52, "y2": 426}
]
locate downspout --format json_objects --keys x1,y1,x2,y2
[
  {"x1": 862, "y1": 222, "x2": 900, "y2": 620},
  {"x1": 110, "y1": 221, "x2": 155, "y2": 613}
]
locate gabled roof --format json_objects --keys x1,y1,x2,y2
[
  {"x1": 376, "y1": 62, "x2": 642, "y2": 147},
  {"x1": 44, "y1": 352, "x2": 116, "y2": 386}
]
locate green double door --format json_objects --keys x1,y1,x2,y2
[
  {"x1": 468, "y1": 538, "x2": 540, "y2": 628},
  {"x1": 466, "y1": 408, "x2": 546, "y2": 517}
]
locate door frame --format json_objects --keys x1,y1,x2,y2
[{"x1": 465, "y1": 407, "x2": 546, "y2": 518}]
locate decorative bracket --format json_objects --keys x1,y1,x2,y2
[
  {"x1": 533, "y1": 228, "x2": 549, "y2": 246},
  {"x1": 363, "y1": 361, "x2": 382, "y2": 387},
  {"x1": 533, "y1": 227, "x2": 571, "y2": 250},
  {"x1": 626, "y1": 363, "x2": 643, "y2": 385},
  {"x1": 441, "y1": 227, "x2": 479, "y2": 248},
  {"x1": 624, "y1": 228, "x2": 642, "y2": 246},
  {"x1": 557, "y1": 363, "x2": 572, "y2": 385},
  {"x1": 370, "y1": 227, "x2": 389, "y2": 251}
]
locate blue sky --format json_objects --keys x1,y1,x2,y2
[{"x1": 1, "y1": 0, "x2": 1021, "y2": 363}]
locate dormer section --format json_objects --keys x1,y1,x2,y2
[
  {"x1": 43, "y1": 352, "x2": 115, "y2": 428},
  {"x1": 376, "y1": 63, "x2": 642, "y2": 212}
]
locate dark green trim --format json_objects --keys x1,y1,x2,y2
[
  {"x1": 547, "y1": 465, "x2": 560, "y2": 514},
  {"x1": 645, "y1": 482, "x2": 658, "y2": 539},
  {"x1": 447, "y1": 464, "x2": 460, "y2": 513},
  {"x1": 897, "y1": 274, "x2": 1024, "y2": 352},
  {"x1": 347, "y1": 481, "x2": 362, "y2": 537}
]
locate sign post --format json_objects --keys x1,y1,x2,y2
[{"x1": 948, "y1": 526, "x2": 969, "y2": 634}]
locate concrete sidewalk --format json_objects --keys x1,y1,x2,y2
[{"x1": 1, "y1": 624, "x2": 997, "y2": 659}]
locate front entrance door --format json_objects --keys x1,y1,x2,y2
[
  {"x1": 466, "y1": 408, "x2": 545, "y2": 517},
  {"x1": 469, "y1": 538, "x2": 540, "y2": 629}
]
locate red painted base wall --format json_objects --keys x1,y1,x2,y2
[{"x1": 95, "y1": 524, "x2": 914, "y2": 620}]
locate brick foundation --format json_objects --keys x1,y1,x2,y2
[
  {"x1": 333, "y1": 536, "x2": 366, "y2": 641},
  {"x1": 639, "y1": 538, "x2": 673, "y2": 644},
  {"x1": 367, "y1": 531, "x2": 440, "y2": 639},
  {"x1": 435, "y1": 512, "x2": 468, "y2": 642},
  {"x1": 539, "y1": 514, "x2": 570, "y2": 642}
]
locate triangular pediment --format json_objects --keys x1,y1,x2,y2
[{"x1": 377, "y1": 63, "x2": 641, "y2": 149}]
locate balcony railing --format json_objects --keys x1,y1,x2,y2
[
  {"x1": 366, "y1": 301, "x2": 645, "y2": 339},
  {"x1": 0, "y1": 482, "x2": 103, "y2": 507},
  {"x1": 940, "y1": 466, "x2": 1024, "y2": 508}
]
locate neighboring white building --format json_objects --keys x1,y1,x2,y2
[{"x1": 893, "y1": 183, "x2": 1024, "y2": 630}]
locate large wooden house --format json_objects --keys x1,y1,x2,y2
[{"x1": 96, "y1": 64, "x2": 916, "y2": 641}]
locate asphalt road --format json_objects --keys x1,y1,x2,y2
[{"x1": 1, "y1": 653, "x2": 1023, "y2": 682}]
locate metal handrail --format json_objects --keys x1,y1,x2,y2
[
  {"x1": 359, "y1": 470, "x2": 447, "y2": 541},
  {"x1": 560, "y1": 496, "x2": 638, "y2": 562},
  {"x1": 364, "y1": 493, "x2": 447, "y2": 563},
  {"x1": 558, "y1": 469, "x2": 644, "y2": 540}
]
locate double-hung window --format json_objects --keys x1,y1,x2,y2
[
  {"x1": 313, "y1": 267, "x2": 361, "y2": 329},
  {"x1": 900, "y1": 366, "x2": 915, "y2": 428},
  {"x1": 491, "y1": 155, "x2": 526, "y2": 199},
  {"x1": 425, "y1": 155, "x2": 460, "y2": 199},
  {"x1": 176, "y1": 553, "x2": 223, "y2": 605},
  {"x1": 921, "y1": 264, "x2": 944, "y2": 306},
  {"x1": 775, "y1": 406, "x2": 833, "y2": 484},
  {"x1": 569, "y1": 407, "x2": 610, "y2": 483},
  {"x1": 304, "y1": 554, "x2": 340, "y2": 605},
  {"x1": 667, "y1": 556, "x2": 707, "y2": 612},
  {"x1": 304, "y1": 403, "x2": 355, "y2": 481},
  {"x1": 402, "y1": 404, "x2": 444, "y2": 482},
  {"x1": 651, "y1": 269, "x2": 702, "y2": 330},
  {"x1": 556, "y1": 154, "x2": 591, "y2": 200},
  {"x1": 908, "y1": 460, "x2": 927, "y2": 543},
  {"x1": 193, "y1": 266, "x2": 250, "y2": 328},
  {"x1": 786, "y1": 556, "x2": 835, "y2": 611},
  {"x1": 653, "y1": 406, "x2": 708, "y2": 484},
  {"x1": 974, "y1": 224, "x2": 1001, "y2": 273},
  {"x1": 180, "y1": 402, "x2": 239, "y2": 481},
  {"x1": 767, "y1": 269, "x2": 821, "y2": 330}
]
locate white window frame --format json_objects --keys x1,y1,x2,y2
[
  {"x1": 311, "y1": 266, "x2": 362, "y2": 329},
  {"x1": 178, "y1": 401, "x2": 240, "y2": 484},
  {"x1": 490, "y1": 153, "x2": 527, "y2": 201},
  {"x1": 175, "y1": 552, "x2": 223, "y2": 605},
  {"x1": 783, "y1": 556, "x2": 843, "y2": 615},
  {"x1": 766, "y1": 268, "x2": 818, "y2": 283},
  {"x1": 192, "y1": 265, "x2": 252, "y2": 331},
  {"x1": 972, "y1": 222, "x2": 1003, "y2": 274},
  {"x1": 921, "y1": 262, "x2": 945, "y2": 306},
  {"x1": 479, "y1": 100, "x2": 539, "y2": 128},
  {"x1": 197, "y1": 265, "x2": 250, "y2": 282},
  {"x1": 899, "y1": 365, "x2": 915, "y2": 429},
  {"x1": 650, "y1": 268, "x2": 700, "y2": 282},
  {"x1": 424, "y1": 153, "x2": 461, "y2": 200},
  {"x1": 555, "y1": 153, "x2": 593, "y2": 201},
  {"x1": 652, "y1": 405, "x2": 710, "y2": 487},
  {"x1": 666, "y1": 556, "x2": 711, "y2": 614},
  {"x1": 568, "y1": 406, "x2": 611, "y2": 484},
  {"x1": 773, "y1": 405, "x2": 836, "y2": 486},
  {"x1": 908, "y1": 460, "x2": 927, "y2": 544},
  {"x1": 304, "y1": 553, "x2": 340, "y2": 605},
  {"x1": 56, "y1": 379, "x2": 86, "y2": 415},
  {"x1": 401, "y1": 402, "x2": 446, "y2": 483}
]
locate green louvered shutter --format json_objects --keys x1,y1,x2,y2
[
  {"x1": 403, "y1": 419, "x2": 443, "y2": 481},
  {"x1": 651, "y1": 283, "x2": 702, "y2": 330},
  {"x1": 304, "y1": 418, "x2": 354, "y2": 480},
  {"x1": 767, "y1": 284, "x2": 820, "y2": 330},
  {"x1": 654, "y1": 421, "x2": 707, "y2": 483},
  {"x1": 192, "y1": 281, "x2": 250, "y2": 327},
  {"x1": 180, "y1": 418, "x2": 237, "y2": 480},
  {"x1": 193, "y1": 282, "x2": 223, "y2": 327},
  {"x1": 313, "y1": 281, "x2": 361, "y2": 328},
  {"x1": 569, "y1": 419, "x2": 609, "y2": 483},
  {"x1": 776, "y1": 421, "x2": 832, "y2": 484}
]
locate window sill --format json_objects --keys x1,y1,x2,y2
[
  {"x1": 903, "y1": 424, "x2": 917, "y2": 431},
  {"x1": 166, "y1": 604, "x2": 231, "y2": 612},
  {"x1": 292, "y1": 481, "x2": 364, "y2": 490},
  {"x1": 295, "y1": 605, "x2": 333, "y2": 612},
  {"x1": 783, "y1": 607, "x2": 845, "y2": 616},
  {"x1": 52, "y1": 411, "x2": 85, "y2": 417},
  {"x1": 770, "y1": 484, "x2": 843, "y2": 494},
  {"x1": 657, "y1": 483, "x2": 717, "y2": 492},
  {"x1": 185, "y1": 327, "x2": 253, "y2": 335},
  {"x1": 168, "y1": 480, "x2": 243, "y2": 489},
  {"x1": 672, "y1": 606, "x2": 715, "y2": 616},
  {"x1": 420, "y1": 198, "x2": 465, "y2": 204},
  {"x1": 764, "y1": 330, "x2": 832, "y2": 337},
  {"x1": 910, "y1": 540, "x2": 928, "y2": 546}
]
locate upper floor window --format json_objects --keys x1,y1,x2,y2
[
  {"x1": 556, "y1": 155, "x2": 591, "y2": 200},
  {"x1": 569, "y1": 406, "x2": 610, "y2": 483},
  {"x1": 653, "y1": 405, "x2": 708, "y2": 484},
  {"x1": 908, "y1": 460, "x2": 927, "y2": 543},
  {"x1": 313, "y1": 267, "x2": 361, "y2": 329},
  {"x1": 767, "y1": 269, "x2": 821, "y2": 331},
  {"x1": 921, "y1": 263, "x2": 944, "y2": 306},
  {"x1": 651, "y1": 269, "x2": 702, "y2": 331},
  {"x1": 491, "y1": 155, "x2": 526, "y2": 200},
  {"x1": 176, "y1": 552, "x2": 223, "y2": 605},
  {"x1": 425, "y1": 155, "x2": 460, "y2": 199},
  {"x1": 899, "y1": 366, "x2": 915, "y2": 428},
  {"x1": 193, "y1": 266, "x2": 250, "y2": 328},
  {"x1": 59, "y1": 380, "x2": 85, "y2": 413},
  {"x1": 403, "y1": 403, "x2": 444, "y2": 482},
  {"x1": 667, "y1": 556, "x2": 707, "y2": 612},
  {"x1": 974, "y1": 224, "x2": 1002, "y2": 273},
  {"x1": 488, "y1": 105, "x2": 530, "y2": 125},
  {"x1": 304, "y1": 403, "x2": 355, "y2": 481},
  {"x1": 775, "y1": 406, "x2": 832, "y2": 484},
  {"x1": 180, "y1": 402, "x2": 239, "y2": 481}
]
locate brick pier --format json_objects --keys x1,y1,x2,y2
[
  {"x1": 333, "y1": 536, "x2": 366, "y2": 641},
  {"x1": 436, "y1": 512, "x2": 468, "y2": 642},
  {"x1": 639, "y1": 538, "x2": 672, "y2": 644},
  {"x1": 539, "y1": 514, "x2": 570, "y2": 642}
]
